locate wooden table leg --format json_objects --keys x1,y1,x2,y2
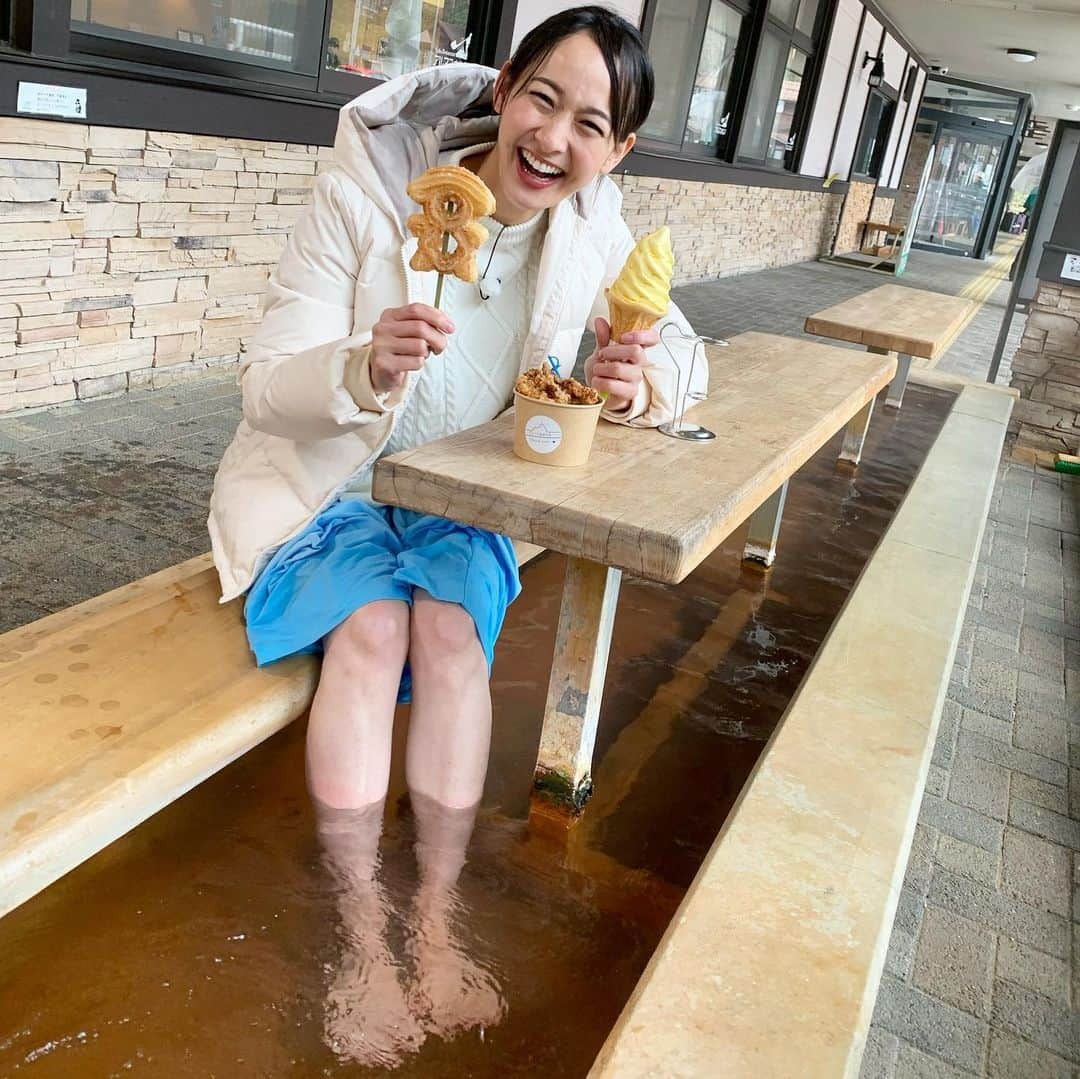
[
  {"x1": 742, "y1": 480, "x2": 788, "y2": 568},
  {"x1": 534, "y1": 557, "x2": 622, "y2": 812},
  {"x1": 838, "y1": 398, "x2": 875, "y2": 467},
  {"x1": 886, "y1": 353, "x2": 913, "y2": 409}
]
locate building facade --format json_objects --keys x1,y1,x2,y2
[{"x1": 0, "y1": 0, "x2": 928, "y2": 413}]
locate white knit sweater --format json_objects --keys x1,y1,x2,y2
[{"x1": 345, "y1": 146, "x2": 547, "y2": 501}]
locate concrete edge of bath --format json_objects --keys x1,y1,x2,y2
[{"x1": 588, "y1": 383, "x2": 1012, "y2": 1079}]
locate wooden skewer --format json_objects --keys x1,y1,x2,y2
[{"x1": 433, "y1": 199, "x2": 455, "y2": 311}]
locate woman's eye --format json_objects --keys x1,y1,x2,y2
[
  {"x1": 531, "y1": 92, "x2": 554, "y2": 109},
  {"x1": 580, "y1": 121, "x2": 605, "y2": 136}
]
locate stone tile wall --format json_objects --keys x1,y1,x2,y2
[
  {"x1": 0, "y1": 118, "x2": 333, "y2": 415},
  {"x1": 868, "y1": 195, "x2": 895, "y2": 226},
  {"x1": 1009, "y1": 279, "x2": 1080, "y2": 456},
  {"x1": 831, "y1": 180, "x2": 876, "y2": 255},
  {"x1": 893, "y1": 129, "x2": 933, "y2": 228},
  {"x1": 0, "y1": 116, "x2": 845, "y2": 413},
  {"x1": 613, "y1": 174, "x2": 844, "y2": 282}
]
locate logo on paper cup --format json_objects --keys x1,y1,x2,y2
[{"x1": 524, "y1": 415, "x2": 562, "y2": 454}]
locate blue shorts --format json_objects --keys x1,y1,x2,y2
[{"x1": 243, "y1": 498, "x2": 521, "y2": 703}]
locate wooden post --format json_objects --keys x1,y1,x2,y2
[
  {"x1": 534, "y1": 557, "x2": 622, "y2": 812},
  {"x1": 743, "y1": 481, "x2": 788, "y2": 568},
  {"x1": 838, "y1": 397, "x2": 875, "y2": 467}
]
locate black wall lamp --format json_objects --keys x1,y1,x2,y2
[{"x1": 863, "y1": 51, "x2": 885, "y2": 88}]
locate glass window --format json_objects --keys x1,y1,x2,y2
[
  {"x1": 326, "y1": 0, "x2": 473, "y2": 81},
  {"x1": 921, "y1": 79, "x2": 1022, "y2": 126},
  {"x1": 740, "y1": 37, "x2": 805, "y2": 164},
  {"x1": 684, "y1": 1, "x2": 743, "y2": 149},
  {"x1": 640, "y1": 0, "x2": 703, "y2": 144},
  {"x1": 852, "y1": 90, "x2": 896, "y2": 178},
  {"x1": 641, "y1": 0, "x2": 820, "y2": 168},
  {"x1": 794, "y1": 0, "x2": 819, "y2": 37},
  {"x1": 769, "y1": 0, "x2": 797, "y2": 25},
  {"x1": 70, "y1": 0, "x2": 322, "y2": 74}
]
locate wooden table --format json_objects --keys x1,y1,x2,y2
[
  {"x1": 805, "y1": 283, "x2": 975, "y2": 409},
  {"x1": 373, "y1": 331, "x2": 895, "y2": 809}
]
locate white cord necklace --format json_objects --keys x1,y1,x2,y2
[{"x1": 477, "y1": 221, "x2": 507, "y2": 301}]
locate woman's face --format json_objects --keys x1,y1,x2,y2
[{"x1": 482, "y1": 32, "x2": 636, "y2": 225}]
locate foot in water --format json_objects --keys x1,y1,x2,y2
[
  {"x1": 317, "y1": 798, "x2": 427, "y2": 1067},
  {"x1": 324, "y1": 926, "x2": 426, "y2": 1067},
  {"x1": 406, "y1": 895, "x2": 506, "y2": 1041}
]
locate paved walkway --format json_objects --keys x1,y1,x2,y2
[
  {"x1": 861, "y1": 460, "x2": 1080, "y2": 1078},
  {"x1": 3, "y1": 242, "x2": 1075, "y2": 1077}
]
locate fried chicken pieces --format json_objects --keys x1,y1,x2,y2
[{"x1": 514, "y1": 363, "x2": 601, "y2": 406}]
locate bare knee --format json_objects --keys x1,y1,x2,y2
[
  {"x1": 410, "y1": 599, "x2": 482, "y2": 674},
  {"x1": 325, "y1": 601, "x2": 410, "y2": 671}
]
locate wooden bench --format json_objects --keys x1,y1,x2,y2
[
  {"x1": 858, "y1": 219, "x2": 905, "y2": 259},
  {"x1": 805, "y1": 283, "x2": 976, "y2": 410},
  {"x1": 373, "y1": 331, "x2": 896, "y2": 809},
  {"x1": 0, "y1": 543, "x2": 542, "y2": 919}
]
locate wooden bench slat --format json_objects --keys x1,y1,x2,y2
[{"x1": 0, "y1": 543, "x2": 544, "y2": 918}]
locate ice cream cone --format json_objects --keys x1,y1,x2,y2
[{"x1": 605, "y1": 290, "x2": 664, "y2": 342}]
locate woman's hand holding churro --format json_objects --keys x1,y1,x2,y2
[{"x1": 370, "y1": 303, "x2": 455, "y2": 394}]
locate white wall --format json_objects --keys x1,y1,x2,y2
[
  {"x1": 798, "y1": 2, "x2": 926, "y2": 191},
  {"x1": 511, "y1": 0, "x2": 646, "y2": 50},
  {"x1": 889, "y1": 66, "x2": 926, "y2": 189},
  {"x1": 800, "y1": 0, "x2": 862, "y2": 178},
  {"x1": 828, "y1": 10, "x2": 882, "y2": 179},
  {"x1": 878, "y1": 53, "x2": 914, "y2": 183}
]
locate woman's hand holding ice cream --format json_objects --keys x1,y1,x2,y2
[
  {"x1": 587, "y1": 225, "x2": 674, "y2": 410},
  {"x1": 370, "y1": 303, "x2": 455, "y2": 394},
  {"x1": 585, "y1": 317, "x2": 658, "y2": 409}
]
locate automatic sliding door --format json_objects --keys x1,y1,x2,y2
[{"x1": 914, "y1": 128, "x2": 1005, "y2": 256}]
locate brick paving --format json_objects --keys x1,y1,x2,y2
[
  {"x1": 3, "y1": 242, "x2": 1073, "y2": 1076},
  {"x1": 861, "y1": 461, "x2": 1080, "y2": 1079}
]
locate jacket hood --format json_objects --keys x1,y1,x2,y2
[
  {"x1": 332, "y1": 62, "x2": 604, "y2": 234},
  {"x1": 333, "y1": 63, "x2": 500, "y2": 234}
]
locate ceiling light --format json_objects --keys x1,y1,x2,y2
[
  {"x1": 1006, "y1": 48, "x2": 1038, "y2": 62},
  {"x1": 1066, "y1": 104, "x2": 1080, "y2": 112}
]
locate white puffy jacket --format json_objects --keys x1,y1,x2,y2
[{"x1": 209, "y1": 63, "x2": 705, "y2": 602}]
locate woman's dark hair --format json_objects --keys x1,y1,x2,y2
[{"x1": 501, "y1": 6, "x2": 654, "y2": 143}]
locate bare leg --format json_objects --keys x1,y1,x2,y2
[
  {"x1": 306, "y1": 599, "x2": 410, "y2": 809},
  {"x1": 316, "y1": 798, "x2": 425, "y2": 1066},
  {"x1": 403, "y1": 592, "x2": 505, "y2": 1037},
  {"x1": 405, "y1": 589, "x2": 493, "y2": 809},
  {"x1": 406, "y1": 792, "x2": 506, "y2": 1039}
]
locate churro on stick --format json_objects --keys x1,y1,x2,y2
[{"x1": 406, "y1": 165, "x2": 496, "y2": 307}]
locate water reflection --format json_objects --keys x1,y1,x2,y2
[{"x1": 317, "y1": 794, "x2": 505, "y2": 1068}]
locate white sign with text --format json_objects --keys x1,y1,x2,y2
[{"x1": 17, "y1": 82, "x2": 87, "y2": 120}]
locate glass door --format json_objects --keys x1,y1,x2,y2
[{"x1": 913, "y1": 126, "x2": 1006, "y2": 256}]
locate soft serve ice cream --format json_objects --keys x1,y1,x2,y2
[{"x1": 605, "y1": 226, "x2": 674, "y2": 340}]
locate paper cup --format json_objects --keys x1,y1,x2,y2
[{"x1": 513, "y1": 391, "x2": 603, "y2": 467}]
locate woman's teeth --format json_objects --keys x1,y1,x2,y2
[{"x1": 520, "y1": 149, "x2": 564, "y2": 178}]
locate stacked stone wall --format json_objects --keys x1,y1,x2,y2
[
  {"x1": 867, "y1": 195, "x2": 895, "y2": 226},
  {"x1": 893, "y1": 130, "x2": 932, "y2": 227},
  {"x1": 0, "y1": 118, "x2": 332, "y2": 414},
  {"x1": 1009, "y1": 279, "x2": 1080, "y2": 455},
  {"x1": 612, "y1": 174, "x2": 844, "y2": 283},
  {"x1": 0, "y1": 115, "x2": 844, "y2": 413},
  {"x1": 831, "y1": 180, "x2": 875, "y2": 254}
]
